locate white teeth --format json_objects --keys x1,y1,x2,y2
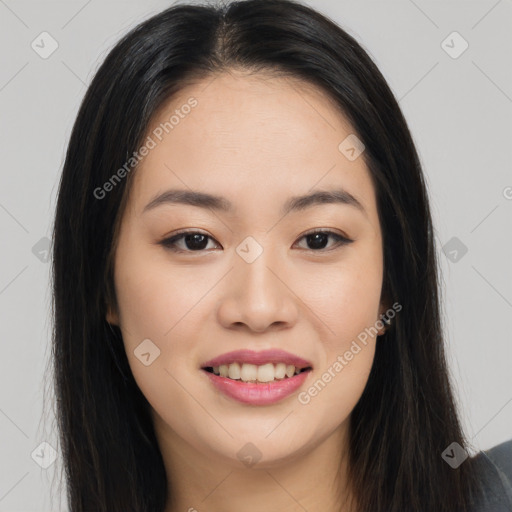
[
  {"x1": 274, "y1": 363, "x2": 286, "y2": 379},
  {"x1": 240, "y1": 363, "x2": 258, "y2": 382},
  {"x1": 257, "y1": 363, "x2": 275, "y2": 383},
  {"x1": 209, "y1": 362, "x2": 308, "y2": 382},
  {"x1": 228, "y1": 362, "x2": 241, "y2": 380}
]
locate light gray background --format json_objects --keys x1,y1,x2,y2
[{"x1": 0, "y1": 0, "x2": 511, "y2": 510}]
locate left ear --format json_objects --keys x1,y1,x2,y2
[
  {"x1": 106, "y1": 304, "x2": 119, "y2": 326},
  {"x1": 377, "y1": 289, "x2": 392, "y2": 336},
  {"x1": 376, "y1": 306, "x2": 387, "y2": 336}
]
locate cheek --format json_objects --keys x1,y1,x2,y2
[
  {"x1": 296, "y1": 340, "x2": 376, "y2": 442},
  {"x1": 112, "y1": 255, "x2": 207, "y2": 425},
  {"x1": 113, "y1": 220, "x2": 212, "y2": 337},
  {"x1": 298, "y1": 246, "x2": 383, "y2": 342},
  {"x1": 311, "y1": 272, "x2": 380, "y2": 333},
  {"x1": 114, "y1": 267, "x2": 172, "y2": 345},
  {"x1": 112, "y1": 238, "x2": 234, "y2": 396},
  {"x1": 291, "y1": 249, "x2": 382, "y2": 419},
  {"x1": 111, "y1": 242, "x2": 187, "y2": 367}
]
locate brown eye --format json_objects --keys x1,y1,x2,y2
[
  {"x1": 160, "y1": 231, "x2": 220, "y2": 252},
  {"x1": 295, "y1": 230, "x2": 353, "y2": 251}
]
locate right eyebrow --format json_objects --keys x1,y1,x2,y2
[{"x1": 143, "y1": 189, "x2": 232, "y2": 214}]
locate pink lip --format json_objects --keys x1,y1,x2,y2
[
  {"x1": 201, "y1": 349, "x2": 312, "y2": 369},
  {"x1": 203, "y1": 370, "x2": 311, "y2": 405}
]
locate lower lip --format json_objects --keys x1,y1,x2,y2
[{"x1": 203, "y1": 369, "x2": 311, "y2": 405}]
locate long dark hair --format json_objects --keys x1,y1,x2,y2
[{"x1": 50, "y1": 0, "x2": 482, "y2": 510}]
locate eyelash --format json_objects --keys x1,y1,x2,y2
[{"x1": 159, "y1": 229, "x2": 354, "y2": 254}]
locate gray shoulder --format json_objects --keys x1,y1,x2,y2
[
  {"x1": 468, "y1": 438, "x2": 512, "y2": 512},
  {"x1": 486, "y1": 439, "x2": 512, "y2": 480}
]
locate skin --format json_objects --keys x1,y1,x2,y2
[{"x1": 107, "y1": 69, "x2": 388, "y2": 512}]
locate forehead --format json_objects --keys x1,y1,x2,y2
[{"x1": 129, "y1": 70, "x2": 377, "y2": 222}]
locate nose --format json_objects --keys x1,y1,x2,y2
[{"x1": 216, "y1": 248, "x2": 299, "y2": 333}]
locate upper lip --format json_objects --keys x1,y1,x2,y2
[{"x1": 201, "y1": 349, "x2": 312, "y2": 369}]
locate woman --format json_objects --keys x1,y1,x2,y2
[{"x1": 51, "y1": 0, "x2": 512, "y2": 510}]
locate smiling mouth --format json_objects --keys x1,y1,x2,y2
[{"x1": 202, "y1": 362, "x2": 312, "y2": 384}]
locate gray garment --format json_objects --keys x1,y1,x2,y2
[{"x1": 469, "y1": 438, "x2": 512, "y2": 511}]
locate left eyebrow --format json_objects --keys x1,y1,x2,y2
[
  {"x1": 282, "y1": 188, "x2": 367, "y2": 217},
  {"x1": 142, "y1": 187, "x2": 367, "y2": 217}
]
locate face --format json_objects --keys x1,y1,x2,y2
[{"x1": 107, "y1": 70, "x2": 387, "y2": 469}]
